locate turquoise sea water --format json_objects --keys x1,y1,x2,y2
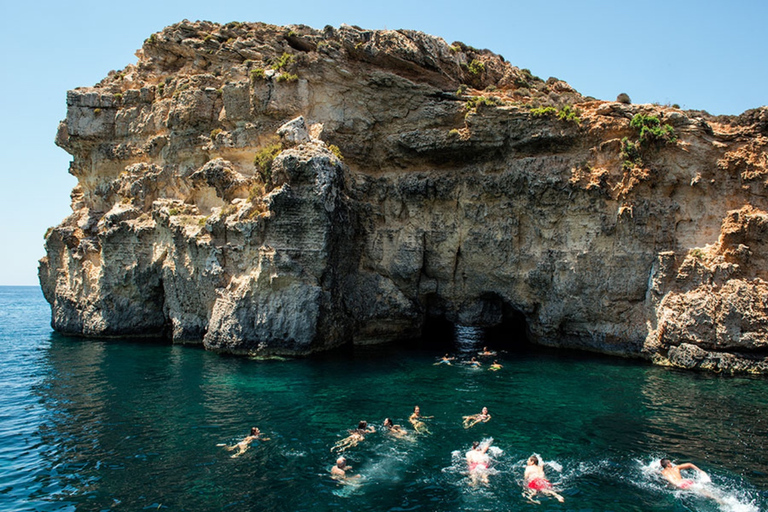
[{"x1": 1, "y1": 286, "x2": 766, "y2": 511}]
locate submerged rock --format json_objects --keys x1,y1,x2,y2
[{"x1": 40, "y1": 20, "x2": 768, "y2": 373}]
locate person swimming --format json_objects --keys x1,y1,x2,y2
[
  {"x1": 466, "y1": 439, "x2": 493, "y2": 486},
  {"x1": 223, "y1": 427, "x2": 269, "y2": 458},
  {"x1": 331, "y1": 421, "x2": 375, "y2": 453},
  {"x1": 462, "y1": 407, "x2": 491, "y2": 429},
  {"x1": 489, "y1": 360, "x2": 503, "y2": 371},
  {"x1": 409, "y1": 406, "x2": 432, "y2": 434},
  {"x1": 330, "y1": 456, "x2": 361, "y2": 482},
  {"x1": 383, "y1": 417, "x2": 408, "y2": 438},
  {"x1": 434, "y1": 353, "x2": 455, "y2": 365},
  {"x1": 466, "y1": 357, "x2": 482, "y2": 368},
  {"x1": 659, "y1": 458, "x2": 707, "y2": 489},
  {"x1": 659, "y1": 458, "x2": 724, "y2": 503},
  {"x1": 523, "y1": 454, "x2": 564, "y2": 503},
  {"x1": 478, "y1": 346, "x2": 497, "y2": 356}
]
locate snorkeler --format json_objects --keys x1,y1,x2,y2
[
  {"x1": 330, "y1": 456, "x2": 361, "y2": 481},
  {"x1": 223, "y1": 427, "x2": 269, "y2": 458},
  {"x1": 523, "y1": 454, "x2": 564, "y2": 503},
  {"x1": 383, "y1": 418, "x2": 408, "y2": 438},
  {"x1": 489, "y1": 360, "x2": 503, "y2": 371},
  {"x1": 462, "y1": 407, "x2": 491, "y2": 429},
  {"x1": 409, "y1": 406, "x2": 432, "y2": 434},
  {"x1": 466, "y1": 439, "x2": 493, "y2": 486},
  {"x1": 331, "y1": 421, "x2": 376, "y2": 453},
  {"x1": 434, "y1": 353, "x2": 455, "y2": 365},
  {"x1": 478, "y1": 346, "x2": 497, "y2": 356}
]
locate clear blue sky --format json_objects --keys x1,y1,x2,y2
[{"x1": 0, "y1": 0, "x2": 765, "y2": 285}]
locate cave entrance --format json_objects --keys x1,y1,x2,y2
[{"x1": 420, "y1": 295, "x2": 532, "y2": 355}]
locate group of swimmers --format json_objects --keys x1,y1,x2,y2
[
  {"x1": 329, "y1": 404, "x2": 490, "y2": 481},
  {"x1": 220, "y1": 347, "x2": 724, "y2": 506},
  {"x1": 435, "y1": 347, "x2": 503, "y2": 371}
]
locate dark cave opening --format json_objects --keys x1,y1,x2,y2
[{"x1": 419, "y1": 295, "x2": 533, "y2": 355}]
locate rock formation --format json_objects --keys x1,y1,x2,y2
[{"x1": 39, "y1": 20, "x2": 768, "y2": 373}]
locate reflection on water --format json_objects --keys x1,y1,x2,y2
[{"x1": 0, "y1": 289, "x2": 766, "y2": 511}]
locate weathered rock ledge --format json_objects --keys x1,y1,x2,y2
[{"x1": 40, "y1": 20, "x2": 768, "y2": 373}]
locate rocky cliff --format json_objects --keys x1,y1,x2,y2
[{"x1": 40, "y1": 20, "x2": 768, "y2": 373}]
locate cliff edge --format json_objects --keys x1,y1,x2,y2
[{"x1": 40, "y1": 20, "x2": 768, "y2": 373}]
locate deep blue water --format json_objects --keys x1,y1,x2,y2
[{"x1": 0, "y1": 286, "x2": 766, "y2": 511}]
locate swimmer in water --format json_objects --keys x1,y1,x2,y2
[
  {"x1": 463, "y1": 407, "x2": 491, "y2": 429},
  {"x1": 409, "y1": 406, "x2": 432, "y2": 434},
  {"x1": 223, "y1": 427, "x2": 269, "y2": 458},
  {"x1": 434, "y1": 353, "x2": 455, "y2": 365},
  {"x1": 330, "y1": 456, "x2": 360, "y2": 481},
  {"x1": 478, "y1": 346, "x2": 497, "y2": 356},
  {"x1": 466, "y1": 439, "x2": 493, "y2": 486},
  {"x1": 659, "y1": 458, "x2": 723, "y2": 503},
  {"x1": 489, "y1": 360, "x2": 503, "y2": 371},
  {"x1": 331, "y1": 421, "x2": 375, "y2": 453},
  {"x1": 383, "y1": 418, "x2": 408, "y2": 439},
  {"x1": 523, "y1": 454, "x2": 564, "y2": 503},
  {"x1": 466, "y1": 357, "x2": 482, "y2": 367}
]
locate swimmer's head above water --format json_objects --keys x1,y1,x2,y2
[
  {"x1": 250, "y1": 427, "x2": 260, "y2": 436},
  {"x1": 528, "y1": 455, "x2": 540, "y2": 466}
]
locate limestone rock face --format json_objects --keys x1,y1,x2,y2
[{"x1": 40, "y1": 20, "x2": 768, "y2": 372}]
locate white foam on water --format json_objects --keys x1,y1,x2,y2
[{"x1": 544, "y1": 460, "x2": 563, "y2": 473}]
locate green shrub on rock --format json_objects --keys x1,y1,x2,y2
[{"x1": 630, "y1": 114, "x2": 677, "y2": 146}]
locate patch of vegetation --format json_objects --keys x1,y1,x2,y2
[
  {"x1": 157, "y1": 82, "x2": 164, "y2": 97},
  {"x1": 210, "y1": 128, "x2": 222, "y2": 139},
  {"x1": 328, "y1": 144, "x2": 344, "y2": 161},
  {"x1": 250, "y1": 68, "x2": 266, "y2": 82},
  {"x1": 467, "y1": 59, "x2": 485, "y2": 76},
  {"x1": 248, "y1": 182, "x2": 266, "y2": 203},
  {"x1": 557, "y1": 105, "x2": 581, "y2": 124},
  {"x1": 168, "y1": 207, "x2": 180, "y2": 216},
  {"x1": 253, "y1": 142, "x2": 283, "y2": 189},
  {"x1": 621, "y1": 137, "x2": 642, "y2": 170},
  {"x1": 276, "y1": 73, "x2": 298, "y2": 83},
  {"x1": 530, "y1": 105, "x2": 581, "y2": 124},
  {"x1": 530, "y1": 106, "x2": 558, "y2": 117},
  {"x1": 690, "y1": 248, "x2": 705, "y2": 260},
  {"x1": 270, "y1": 52, "x2": 295, "y2": 71},
  {"x1": 113, "y1": 92, "x2": 123, "y2": 103},
  {"x1": 456, "y1": 84, "x2": 468, "y2": 96},
  {"x1": 94, "y1": 108, "x2": 102, "y2": 116},
  {"x1": 630, "y1": 114, "x2": 677, "y2": 146},
  {"x1": 465, "y1": 95, "x2": 501, "y2": 111},
  {"x1": 514, "y1": 68, "x2": 534, "y2": 88}
]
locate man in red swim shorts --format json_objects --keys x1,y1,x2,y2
[
  {"x1": 659, "y1": 458, "x2": 727, "y2": 505},
  {"x1": 659, "y1": 458, "x2": 704, "y2": 489},
  {"x1": 523, "y1": 455, "x2": 564, "y2": 502},
  {"x1": 466, "y1": 439, "x2": 493, "y2": 486}
]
